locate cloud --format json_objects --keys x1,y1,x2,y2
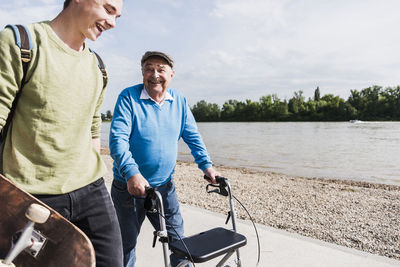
[
  {"x1": 2, "y1": 0, "x2": 400, "y2": 111},
  {"x1": 0, "y1": 3, "x2": 60, "y2": 28},
  {"x1": 171, "y1": 0, "x2": 400, "y2": 106},
  {"x1": 210, "y1": 0, "x2": 286, "y2": 20},
  {"x1": 99, "y1": 53, "x2": 144, "y2": 111}
]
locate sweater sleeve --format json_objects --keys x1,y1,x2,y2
[
  {"x1": 181, "y1": 99, "x2": 212, "y2": 171},
  {"x1": 0, "y1": 27, "x2": 25, "y2": 130},
  {"x1": 109, "y1": 91, "x2": 140, "y2": 181}
]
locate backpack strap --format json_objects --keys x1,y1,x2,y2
[
  {"x1": 89, "y1": 48, "x2": 108, "y2": 86},
  {"x1": 6, "y1": 24, "x2": 33, "y2": 84},
  {"x1": 1, "y1": 24, "x2": 33, "y2": 143}
]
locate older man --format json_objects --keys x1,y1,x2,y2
[
  {"x1": 0, "y1": 0, "x2": 124, "y2": 266},
  {"x1": 110, "y1": 51, "x2": 219, "y2": 266}
]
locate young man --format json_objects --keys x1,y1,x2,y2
[
  {"x1": 109, "y1": 51, "x2": 220, "y2": 266},
  {"x1": 0, "y1": 0, "x2": 124, "y2": 266}
]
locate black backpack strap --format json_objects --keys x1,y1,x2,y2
[
  {"x1": 89, "y1": 48, "x2": 108, "y2": 86},
  {"x1": 1, "y1": 24, "x2": 33, "y2": 142}
]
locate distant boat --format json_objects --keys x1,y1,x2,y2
[{"x1": 349, "y1": 119, "x2": 363, "y2": 123}]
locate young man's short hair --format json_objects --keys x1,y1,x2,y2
[{"x1": 63, "y1": 0, "x2": 71, "y2": 9}]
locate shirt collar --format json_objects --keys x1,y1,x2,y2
[{"x1": 140, "y1": 87, "x2": 174, "y2": 107}]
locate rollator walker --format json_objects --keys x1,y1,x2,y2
[{"x1": 145, "y1": 176, "x2": 247, "y2": 267}]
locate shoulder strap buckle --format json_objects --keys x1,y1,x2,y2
[
  {"x1": 6, "y1": 24, "x2": 33, "y2": 64},
  {"x1": 20, "y1": 48, "x2": 32, "y2": 63}
]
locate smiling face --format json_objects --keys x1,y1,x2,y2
[
  {"x1": 77, "y1": 0, "x2": 123, "y2": 41},
  {"x1": 142, "y1": 56, "x2": 175, "y2": 98}
]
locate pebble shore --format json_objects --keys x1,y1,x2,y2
[{"x1": 101, "y1": 148, "x2": 400, "y2": 260}]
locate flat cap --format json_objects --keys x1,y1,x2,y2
[{"x1": 141, "y1": 51, "x2": 174, "y2": 68}]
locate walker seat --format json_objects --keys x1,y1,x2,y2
[{"x1": 169, "y1": 227, "x2": 247, "y2": 263}]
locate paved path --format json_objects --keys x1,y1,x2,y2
[{"x1": 134, "y1": 204, "x2": 400, "y2": 267}]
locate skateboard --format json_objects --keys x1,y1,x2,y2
[{"x1": 0, "y1": 174, "x2": 95, "y2": 267}]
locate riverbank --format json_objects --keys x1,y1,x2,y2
[{"x1": 100, "y1": 147, "x2": 400, "y2": 261}]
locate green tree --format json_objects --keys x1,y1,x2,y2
[
  {"x1": 221, "y1": 100, "x2": 236, "y2": 121},
  {"x1": 319, "y1": 94, "x2": 343, "y2": 120},
  {"x1": 314, "y1": 86, "x2": 321, "y2": 101},
  {"x1": 380, "y1": 86, "x2": 400, "y2": 119},
  {"x1": 259, "y1": 95, "x2": 273, "y2": 120},
  {"x1": 271, "y1": 96, "x2": 289, "y2": 120},
  {"x1": 101, "y1": 110, "x2": 113, "y2": 121},
  {"x1": 106, "y1": 110, "x2": 113, "y2": 121},
  {"x1": 360, "y1": 86, "x2": 382, "y2": 119},
  {"x1": 242, "y1": 99, "x2": 261, "y2": 121},
  {"x1": 288, "y1": 90, "x2": 306, "y2": 118},
  {"x1": 191, "y1": 100, "x2": 221, "y2": 122}
]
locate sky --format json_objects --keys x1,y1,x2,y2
[{"x1": 1, "y1": 0, "x2": 400, "y2": 112}]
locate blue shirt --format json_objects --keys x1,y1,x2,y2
[{"x1": 109, "y1": 84, "x2": 212, "y2": 186}]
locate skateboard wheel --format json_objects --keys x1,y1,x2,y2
[
  {"x1": 0, "y1": 259, "x2": 15, "y2": 266},
  {"x1": 25, "y1": 203, "x2": 50, "y2": 224}
]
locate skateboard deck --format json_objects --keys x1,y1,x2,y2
[{"x1": 0, "y1": 174, "x2": 95, "y2": 267}]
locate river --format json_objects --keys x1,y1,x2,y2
[{"x1": 101, "y1": 121, "x2": 400, "y2": 185}]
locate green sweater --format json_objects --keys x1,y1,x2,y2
[{"x1": 0, "y1": 21, "x2": 107, "y2": 194}]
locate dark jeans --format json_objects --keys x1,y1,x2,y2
[
  {"x1": 111, "y1": 178, "x2": 190, "y2": 267},
  {"x1": 35, "y1": 178, "x2": 123, "y2": 267}
]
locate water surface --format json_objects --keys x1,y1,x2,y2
[{"x1": 102, "y1": 122, "x2": 400, "y2": 185}]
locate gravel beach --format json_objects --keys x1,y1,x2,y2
[{"x1": 101, "y1": 148, "x2": 400, "y2": 261}]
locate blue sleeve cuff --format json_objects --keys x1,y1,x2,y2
[
  {"x1": 199, "y1": 162, "x2": 213, "y2": 171},
  {"x1": 123, "y1": 167, "x2": 141, "y2": 182}
]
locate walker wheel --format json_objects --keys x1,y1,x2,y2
[
  {"x1": 0, "y1": 259, "x2": 16, "y2": 266},
  {"x1": 25, "y1": 203, "x2": 50, "y2": 224}
]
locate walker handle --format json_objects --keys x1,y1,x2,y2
[
  {"x1": 144, "y1": 187, "x2": 158, "y2": 213},
  {"x1": 204, "y1": 176, "x2": 229, "y2": 196},
  {"x1": 203, "y1": 175, "x2": 227, "y2": 185}
]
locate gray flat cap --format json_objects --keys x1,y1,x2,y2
[{"x1": 141, "y1": 51, "x2": 174, "y2": 68}]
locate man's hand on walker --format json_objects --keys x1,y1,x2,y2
[
  {"x1": 127, "y1": 173, "x2": 149, "y2": 196},
  {"x1": 203, "y1": 167, "x2": 220, "y2": 184}
]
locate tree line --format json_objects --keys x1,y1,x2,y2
[
  {"x1": 101, "y1": 85, "x2": 400, "y2": 122},
  {"x1": 191, "y1": 86, "x2": 400, "y2": 122}
]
